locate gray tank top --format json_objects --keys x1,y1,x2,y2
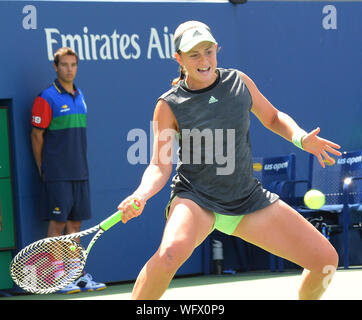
[{"x1": 159, "y1": 68, "x2": 278, "y2": 216}]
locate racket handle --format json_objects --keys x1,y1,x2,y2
[{"x1": 100, "y1": 200, "x2": 141, "y2": 231}]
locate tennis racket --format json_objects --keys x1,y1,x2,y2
[{"x1": 10, "y1": 200, "x2": 140, "y2": 294}]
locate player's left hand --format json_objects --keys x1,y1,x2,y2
[{"x1": 302, "y1": 127, "x2": 342, "y2": 168}]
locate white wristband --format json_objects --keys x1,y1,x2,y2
[
  {"x1": 292, "y1": 130, "x2": 307, "y2": 150},
  {"x1": 133, "y1": 193, "x2": 148, "y2": 204}
]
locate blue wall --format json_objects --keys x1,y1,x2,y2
[{"x1": 0, "y1": 1, "x2": 361, "y2": 283}]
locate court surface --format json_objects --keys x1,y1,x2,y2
[{"x1": 2, "y1": 267, "x2": 362, "y2": 300}]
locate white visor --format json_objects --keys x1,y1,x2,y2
[{"x1": 175, "y1": 27, "x2": 217, "y2": 53}]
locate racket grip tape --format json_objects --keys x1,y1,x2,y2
[{"x1": 100, "y1": 200, "x2": 141, "y2": 231}]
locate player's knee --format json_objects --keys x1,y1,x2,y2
[
  {"x1": 324, "y1": 245, "x2": 339, "y2": 270},
  {"x1": 314, "y1": 244, "x2": 339, "y2": 273},
  {"x1": 158, "y1": 241, "x2": 193, "y2": 274}
]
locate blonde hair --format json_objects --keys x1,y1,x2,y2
[{"x1": 172, "y1": 21, "x2": 213, "y2": 86}]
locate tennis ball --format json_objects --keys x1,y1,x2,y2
[
  {"x1": 304, "y1": 189, "x2": 325, "y2": 209},
  {"x1": 70, "y1": 245, "x2": 76, "y2": 251}
]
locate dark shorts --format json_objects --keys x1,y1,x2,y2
[{"x1": 41, "y1": 180, "x2": 92, "y2": 222}]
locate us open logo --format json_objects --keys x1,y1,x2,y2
[{"x1": 52, "y1": 207, "x2": 61, "y2": 215}]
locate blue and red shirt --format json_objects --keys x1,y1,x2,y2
[{"x1": 31, "y1": 79, "x2": 89, "y2": 181}]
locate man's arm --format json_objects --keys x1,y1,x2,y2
[{"x1": 31, "y1": 127, "x2": 45, "y2": 176}]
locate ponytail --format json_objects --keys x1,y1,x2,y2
[{"x1": 172, "y1": 65, "x2": 186, "y2": 86}]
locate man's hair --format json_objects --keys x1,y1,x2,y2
[{"x1": 54, "y1": 47, "x2": 78, "y2": 66}]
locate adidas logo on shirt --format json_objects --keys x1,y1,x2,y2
[{"x1": 208, "y1": 96, "x2": 218, "y2": 104}]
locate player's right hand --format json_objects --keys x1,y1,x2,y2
[{"x1": 117, "y1": 195, "x2": 146, "y2": 224}]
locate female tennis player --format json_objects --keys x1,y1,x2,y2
[{"x1": 118, "y1": 21, "x2": 342, "y2": 300}]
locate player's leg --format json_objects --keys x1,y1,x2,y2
[
  {"x1": 131, "y1": 196, "x2": 215, "y2": 300},
  {"x1": 232, "y1": 199, "x2": 338, "y2": 299}
]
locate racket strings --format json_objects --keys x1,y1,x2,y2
[{"x1": 11, "y1": 238, "x2": 86, "y2": 294}]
